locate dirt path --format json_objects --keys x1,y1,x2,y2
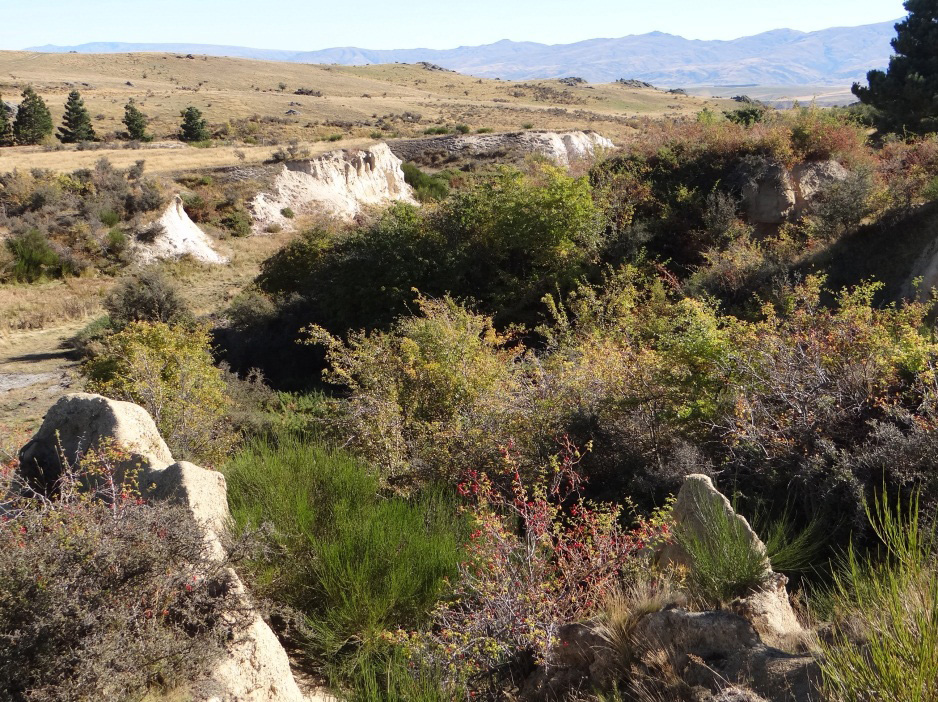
[{"x1": 0, "y1": 322, "x2": 87, "y2": 444}]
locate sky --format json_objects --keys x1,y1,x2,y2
[{"x1": 0, "y1": 0, "x2": 908, "y2": 51}]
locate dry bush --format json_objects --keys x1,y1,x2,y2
[{"x1": 0, "y1": 440, "x2": 248, "y2": 702}]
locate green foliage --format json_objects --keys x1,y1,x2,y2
[
  {"x1": 12, "y1": 86, "x2": 53, "y2": 145},
  {"x1": 99, "y1": 208, "x2": 120, "y2": 227},
  {"x1": 224, "y1": 433, "x2": 465, "y2": 665},
  {"x1": 178, "y1": 105, "x2": 209, "y2": 142},
  {"x1": 422, "y1": 126, "x2": 450, "y2": 135},
  {"x1": 401, "y1": 162, "x2": 449, "y2": 202},
  {"x1": 122, "y1": 99, "x2": 150, "y2": 141},
  {"x1": 675, "y1": 494, "x2": 770, "y2": 606},
  {"x1": 57, "y1": 90, "x2": 96, "y2": 143},
  {"x1": 853, "y1": 1, "x2": 938, "y2": 134},
  {"x1": 724, "y1": 106, "x2": 765, "y2": 127},
  {"x1": 4, "y1": 228, "x2": 61, "y2": 282},
  {"x1": 280, "y1": 206, "x2": 295, "y2": 218},
  {"x1": 454, "y1": 123, "x2": 470, "y2": 134},
  {"x1": 103, "y1": 268, "x2": 191, "y2": 328},
  {"x1": 81, "y1": 321, "x2": 234, "y2": 464},
  {"x1": 306, "y1": 295, "x2": 516, "y2": 478},
  {"x1": 221, "y1": 208, "x2": 252, "y2": 237},
  {"x1": 0, "y1": 95, "x2": 12, "y2": 146},
  {"x1": 819, "y1": 492, "x2": 938, "y2": 701}
]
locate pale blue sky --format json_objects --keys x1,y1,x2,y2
[{"x1": 0, "y1": 0, "x2": 907, "y2": 50}]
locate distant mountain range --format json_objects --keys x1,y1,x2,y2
[{"x1": 27, "y1": 20, "x2": 899, "y2": 87}]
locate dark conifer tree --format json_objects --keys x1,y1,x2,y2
[
  {"x1": 58, "y1": 90, "x2": 96, "y2": 143},
  {"x1": 12, "y1": 86, "x2": 53, "y2": 145},
  {"x1": 178, "y1": 106, "x2": 209, "y2": 142},
  {"x1": 0, "y1": 96, "x2": 13, "y2": 146},
  {"x1": 122, "y1": 99, "x2": 150, "y2": 141},
  {"x1": 852, "y1": 0, "x2": 938, "y2": 133}
]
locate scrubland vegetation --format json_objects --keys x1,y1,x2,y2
[{"x1": 3, "y1": 38, "x2": 938, "y2": 700}]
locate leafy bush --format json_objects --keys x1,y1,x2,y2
[
  {"x1": 104, "y1": 268, "x2": 191, "y2": 328},
  {"x1": 221, "y1": 209, "x2": 252, "y2": 237},
  {"x1": 0, "y1": 440, "x2": 243, "y2": 702},
  {"x1": 81, "y1": 322, "x2": 234, "y2": 464},
  {"x1": 280, "y1": 206, "x2": 295, "y2": 219},
  {"x1": 99, "y1": 208, "x2": 120, "y2": 226},
  {"x1": 224, "y1": 433, "x2": 465, "y2": 666},
  {"x1": 401, "y1": 162, "x2": 449, "y2": 202},
  {"x1": 406, "y1": 445, "x2": 669, "y2": 693}
]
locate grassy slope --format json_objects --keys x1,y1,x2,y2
[{"x1": 0, "y1": 51, "x2": 734, "y2": 174}]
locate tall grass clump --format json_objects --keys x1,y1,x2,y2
[
  {"x1": 675, "y1": 496, "x2": 770, "y2": 605},
  {"x1": 819, "y1": 492, "x2": 938, "y2": 702},
  {"x1": 223, "y1": 433, "x2": 466, "y2": 663}
]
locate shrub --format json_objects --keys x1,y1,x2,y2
[
  {"x1": 454, "y1": 123, "x2": 470, "y2": 134},
  {"x1": 81, "y1": 321, "x2": 234, "y2": 464},
  {"x1": 819, "y1": 492, "x2": 938, "y2": 701},
  {"x1": 179, "y1": 106, "x2": 209, "y2": 142},
  {"x1": 811, "y1": 170, "x2": 875, "y2": 240},
  {"x1": 0, "y1": 440, "x2": 243, "y2": 702},
  {"x1": 221, "y1": 209, "x2": 252, "y2": 237},
  {"x1": 224, "y1": 433, "x2": 466, "y2": 664},
  {"x1": 408, "y1": 445, "x2": 669, "y2": 692},
  {"x1": 401, "y1": 162, "x2": 449, "y2": 202},
  {"x1": 674, "y1": 495, "x2": 770, "y2": 606},
  {"x1": 105, "y1": 227, "x2": 128, "y2": 256},
  {"x1": 99, "y1": 208, "x2": 120, "y2": 226},
  {"x1": 104, "y1": 268, "x2": 191, "y2": 328},
  {"x1": 326, "y1": 133, "x2": 343, "y2": 142},
  {"x1": 4, "y1": 228, "x2": 61, "y2": 282},
  {"x1": 280, "y1": 207, "x2": 295, "y2": 219},
  {"x1": 422, "y1": 126, "x2": 450, "y2": 135}
]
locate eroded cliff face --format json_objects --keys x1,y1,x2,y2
[
  {"x1": 137, "y1": 195, "x2": 228, "y2": 265},
  {"x1": 250, "y1": 143, "x2": 416, "y2": 231},
  {"x1": 388, "y1": 130, "x2": 615, "y2": 166}
]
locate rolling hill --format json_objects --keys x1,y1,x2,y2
[{"x1": 28, "y1": 20, "x2": 899, "y2": 87}]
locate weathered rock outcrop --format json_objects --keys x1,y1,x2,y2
[
  {"x1": 632, "y1": 608, "x2": 819, "y2": 702},
  {"x1": 137, "y1": 195, "x2": 228, "y2": 265},
  {"x1": 388, "y1": 130, "x2": 615, "y2": 167},
  {"x1": 250, "y1": 142, "x2": 415, "y2": 231},
  {"x1": 733, "y1": 159, "x2": 849, "y2": 225},
  {"x1": 18, "y1": 394, "x2": 306, "y2": 702}
]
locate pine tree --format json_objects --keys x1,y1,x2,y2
[
  {"x1": 179, "y1": 106, "x2": 209, "y2": 142},
  {"x1": 0, "y1": 95, "x2": 13, "y2": 147},
  {"x1": 122, "y1": 99, "x2": 150, "y2": 141},
  {"x1": 58, "y1": 90, "x2": 96, "y2": 143},
  {"x1": 12, "y1": 86, "x2": 53, "y2": 145},
  {"x1": 852, "y1": 0, "x2": 938, "y2": 134}
]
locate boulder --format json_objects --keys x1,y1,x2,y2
[
  {"x1": 739, "y1": 161, "x2": 797, "y2": 225},
  {"x1": 18, "y1": 392, "x2": 173, "y2": 493},
  {"x1": 659, "y1": 474, "x2": 769, "y2": 575},
  {"x1": 632, "y1": 608, "x2": 820, "y2": 702},
  {"x1": 17, "y1": 394, "x2": 307, "y2": 702},
  {"x1": 733, "y1": 159, "x2": 850, "y2": 226},
  {"x1": 731, "y1": 574, "x2": 808, "y2": 651},
  {"x1": 250, "y1": 142, "x2": 415, "y2": 231},
  {"x1": 792, "y1": 160, "x2": 849, "y2": 216}
]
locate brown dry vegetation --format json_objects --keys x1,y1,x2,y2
[{"x1": 0, "y1": 51, "x2": 735, "y2": 173}]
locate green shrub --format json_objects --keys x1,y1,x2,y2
[
  {"x1": 104, "y1": 268, "x2": 191, "y2": 328},
  {"x1": 326, "y1": 133, "x2": 343, "y2": 142},
  {"x1": 422, "y1": 126, "x2": 450, "y2": 135},
  {"x1": 4, "y1": 228, "x2": 61, "y2": 282},
  {"x1": 819, "y1": 492, "x2": 938, "y2": 701},
  {"x1": 82, "y1": 321, "x2": 234, "y2": 464},
  {"x1": 221, "y1": 209, "x2": 252, "y2": 237},
  {"x1": 280, "y1": 206, "x2": 295, "y2": 219},
  {"x1": 224, "y1": 433, "x2": 466, "y2": 662},
  {"x1": 521, "y1": 122, "x2": 534, "y2": 129},
  {"x1": 454, "y1": 123, "x2": 470, "y2": 134},
  {"x1": 675, "y1": 495, "x2": 770, "y2": 606},
  {"x1": 401, "y1": 162, "x2": 449, "y2": 202},
  {"x1": 99, "y1": 208, "x2": 120, "y2": 227},
  {"x1": 105, "y1": 227, "x2": 128, "y2": 255},
  {"x1": 476, "y1": 127, "x2": 493, "y2": 134}
]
